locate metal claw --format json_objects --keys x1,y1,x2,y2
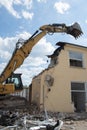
[{"x1": 67, "y1": 22, "x2": 83, "y2": 38}]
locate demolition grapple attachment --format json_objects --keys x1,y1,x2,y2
[{"x1": 66, "y1": 22, "x2": 83, "y2": 38}]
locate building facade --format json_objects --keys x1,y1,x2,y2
[{"x1": 30, "y1": 42, "x2": 87, "y2": 112}]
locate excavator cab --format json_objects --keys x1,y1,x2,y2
[
  {"x1": 5, "y1": 73, "x2": 23, "y2": 91},
  {"x1": 0, "y1": 73, "x2": 23, "y2": 95}
]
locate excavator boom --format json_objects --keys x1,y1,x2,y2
[{"x1": 0, "y1": 22, "x2": 83, "y2": 94}]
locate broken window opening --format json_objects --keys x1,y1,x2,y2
[
  {"x1": 47, "y1": 46, "x2": 64, "y2": 68},
  {"x1": 49, "y1": 56, "x2": 58, "y2": 67},
  {"x1": 71, "y1": 82, "x2": 86, "y2": 112}
]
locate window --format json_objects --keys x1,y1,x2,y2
[
  {"x1": 71, "y1": 82, "x2": 85, "y2": 92},
  {"x1": 69, "y1": 51, "x2": 83, "y2": 67}
]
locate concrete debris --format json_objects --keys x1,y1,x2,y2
[
  {"x1": 0, "y1": 108, "x2": 87, "y2": 130},
  {"x1": 44, "y1": 111, "x2": 87, "y2": 120},
  {"x1": 0, "y1": 109, "x2": 63, "y2": 129},
  {"x1": 0, "y1": 110, "x2": 19, "y2": 126}
]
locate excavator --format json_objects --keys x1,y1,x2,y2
[{"x1": 0, "y1": 22, "x2": 83, "y2": 108}]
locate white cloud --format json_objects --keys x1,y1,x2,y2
[
  {"x1": 0, "y1": 0, "x2": 33, "y2": 19},
  {"x1": 30, "y1": 38, "x2": 55, "y2": 57},
  {"x1": 85, "y1": 20, "x2": 87, "y2": 24},
  {"x1": 0, "y1": 63, "x2": 7, "y2": 74},
  {"x1": 37, "y1": 0, "x2": 47, "y2": 3},
  {"x1": 22, "y1": 10, "x2": 34, "y2": 20},
  {"x1": 23, "y1": 0, "x2": 33, "y2": 9},
  {"x1": 0, "y1": 0, "x2": 21, "y2": 18},
  {"x1": 0, "y1": 50, "x2": 11, "y2": 60},
  {"x1": 16, "y1": 31, "x2": 31, "y2": 39},
  {"x1": 15, "y1": 65, "x2": 44, "y2": 85},
  {"x1": 23, "y1": 56, "x2": 46, "y2": 67},
  {"x1": 54, "y1": 1, "x2": 70, "y2": 14},
  {"x1": 0, "y1": 37, "x2": 16, "y2": 53},
  {"x1": 13, "y1": 0, "x2": 22, "y2": 5},
  {"x1": 13, "y1": 0, "x2": 33, "y2": 9},
  {"x1": 0, "y1": 31, "x2": 31, "y2": 63}
]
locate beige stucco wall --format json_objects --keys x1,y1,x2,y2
[
  {"x1": 31, "y1": 76, "x2": 41, "y2": 107},
  {"x1": 31, "y1": 44, "x2": 87, "y2": 112}
]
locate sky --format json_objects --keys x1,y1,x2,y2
[{"x1": 0, "y1": 0, "x2": 87, "y2": 86}]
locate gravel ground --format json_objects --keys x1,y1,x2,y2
[{"x1": 62, "y1": 120, "x2": 87, "y2": 130}]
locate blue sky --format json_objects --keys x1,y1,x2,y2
[{"x1": 0, "y1": 0, "x2": 87, "y2": 85}]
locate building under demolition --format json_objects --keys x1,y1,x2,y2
[{"x1": 29, "y1": 42, "x2": 87, "y2": 113}]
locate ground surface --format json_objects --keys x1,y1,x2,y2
[{"x1": 62, "y1": 120, "x2": 87, "y2": 130}]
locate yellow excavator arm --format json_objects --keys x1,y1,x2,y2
[{"x1": 0, "y1": 22, "x2": 83, "y2": 94}]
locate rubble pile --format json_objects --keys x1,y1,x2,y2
[
  {"x1": 0, "y1": 107, "x2": 87, "y2": 129},
  {"x1": 46, "y1": 111, "x2": 87, "y2": 120},
  {"x1": 0, "y1": 95, "x2": 28, "y2": 109},
  {"x1": 28, "y1": 103, "x2": 40, "y2": 114},
  {"x1": 0, "y1": 110, "x2": 19, "y2": 126},
  {"x1": 27, "y1": 103, "x2": 87, "y2": 121}
]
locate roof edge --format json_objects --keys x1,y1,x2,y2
[{"x1": 56, "y1": 41, "x2": 87, "y2": 49}]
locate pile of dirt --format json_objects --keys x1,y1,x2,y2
[{"x1": 0, "y1": 95, "x2": 28, "y2": 109}]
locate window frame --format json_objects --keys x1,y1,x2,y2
[{"x1": 69, "y1": 51, "x2": 84, "y2": 68}]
